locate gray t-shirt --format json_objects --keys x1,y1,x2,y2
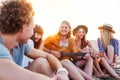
[{"x1": 0, "y1": 37, "x2": 31, "y2": 66}]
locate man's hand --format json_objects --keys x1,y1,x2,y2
[{"x1": 51, "y1": 50, "x2": 61, "y2": 58}]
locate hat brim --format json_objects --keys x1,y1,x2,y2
[
  {"x1": 73, "y1": 25, "x2": 88, "y2": 36},
  {"x1": 98, "y1": 26, "x2": 115, "y2": 33}
]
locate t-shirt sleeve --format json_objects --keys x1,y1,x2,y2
[
  {"x1": 23, "y1": 43, "x2": 31, "y2": 55},
  {"x1": 27, "y1": 39, "x2": 34, "y2": 48},
  {"x1": 113, "y1": 39, "x2": 119, "y2": 55},
  {"x1": 0, "y1": 44, "x2": 12, "y2": 59}
]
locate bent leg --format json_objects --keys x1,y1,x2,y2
[
  {"x1": 27, "y1": 58, "x2": 54, "y2": 77},
  {"x1": 114, "y1": 54, "x2": 119, "y2": 64},
  {"x1": 107, "y1": 45, "x2": 114, "y2": 63},
  {"x1": 93, "y1": 65, "x2": 102, "y2": 78},
  {"x1": 76, "y1": 57, "x2": 93, "y2": 77},
  {"x1": 83, "y1": 57, "x2": 93, "y2": 77},
  {"x1": 75, "y1": 66, "x2": 94, "y2": 80},
  {"x1": 93, "y1": 58, "x2": 103, "y2": 74},
  {"x1": 93, "y1": 58, "x2": 109, "y2": 78},
  {"x1": 100, "y1": 57, "x2": 120, "y2": 80},
  {"x1": 61, "y1": 59, "x2": 85, "y2": 80}
]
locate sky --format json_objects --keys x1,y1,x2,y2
[{"x1": 2, "y1": 0, "x2": 120, "y2": 40}]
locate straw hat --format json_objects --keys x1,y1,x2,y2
[
  {"x1": 98, "y1": 23, "x2": 115, "y2": 33},
  {"x1": 73, "y1": 25, "x2": 88, "y2": 36}
]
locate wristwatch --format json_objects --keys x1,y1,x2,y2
[{"x1": 56, "y1": 68, "x2": 69, "y2": 75}]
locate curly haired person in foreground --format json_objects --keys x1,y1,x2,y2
[{"x1": 0, "y1": 0, "x2": 69, "y2": 80}]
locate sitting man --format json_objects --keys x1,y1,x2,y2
[
  {"x1": 0, "y1": 0, "x2": 69, "y2": 80},
  {"x1": 44, "y1": 20, "x2": 94, "y2": 80}
]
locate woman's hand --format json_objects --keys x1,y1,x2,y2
[
  {"x1": 107, "y1": 61, "x2": 116, "y2": 68},
  {"x1": 83, "y1": 53, "x2": 91, "y2": 60}
]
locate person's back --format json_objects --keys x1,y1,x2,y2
[{"x1": 96, "y1": 23, "x2": 120, "y2": 80}]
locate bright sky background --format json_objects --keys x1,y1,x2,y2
[{"x1": 5, "y1": 0, "x2": 120, "y2": 40}]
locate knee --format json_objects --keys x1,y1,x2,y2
[
  {"x1": 89, "y1": 57, "x2": 93, "y2": 62},
  {"x1": 87, "y1": 57, "x2": 93, "y2": 63},
  {"x1": 33, "y1": 58, "x2": 48, "y2": 66},
  {"x1": 99, "y1": 57, "x2": 105, "y2": 62},
  {"x1": 85, "y1": 53, "x2": 91, "y2": 59},
  {"x1": 61, "y1": 59, "x2": 71, "y2": 65},
  {"x1": 107, "y1": 45, "x2": 114, "y2": 51},
  {"x1": 27, "y1": 58, "x2": 48, "y2": 71}
]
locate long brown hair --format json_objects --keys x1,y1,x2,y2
[
  {"x1": 74, "y1": 25, "x2": 88, "y2": 49},
  {"x1": 31, "y1": 24, "x2": 44, "y2": 49},
  {"x1": 76, "y1": 31, "x2": 87, "y2": 49}
]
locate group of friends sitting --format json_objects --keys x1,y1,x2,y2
[
  {"x1": 0, "y1": 0, "x2": 120, "y2": 80},
  {"x1": 25, "y1": 20, "x2": 120, "y2": 80}
]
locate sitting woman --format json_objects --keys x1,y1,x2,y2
[
  {"x1": 97, "y1": 23, "x2": 119, "y2": 67},
  {"x1": 72, "y1": 25, "x2": 93, "y2": 77},
  {"x1": 95, "y1": 23, "x2": 120, "y2": 80},
  {"x1": 44, "y1": 20, "x2": 94, "y2": 80},
  {"x1": 30, "y1": 24, "x2": 44, "y2": 50},
  {"x1": 73, "y1": 25, "x2": 120, "y2": 80}
]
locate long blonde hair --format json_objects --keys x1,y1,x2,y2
[{"x1": 101, "y1": 29, "x2": 113, "y2": 50}]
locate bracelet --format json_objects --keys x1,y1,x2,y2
[{"x1": 56, "y1": 68, "x2": 69, "y2": 75}]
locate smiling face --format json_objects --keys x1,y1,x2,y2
[
  {"x1": 59, "y1": 22, "x2": 71, "y2": 36},
  {"x1": 76, "y1": 28, "x2": 86, "y2": 39},
  {"x1": 34, "y1": 32, "x2": 42, "y2": 42}
]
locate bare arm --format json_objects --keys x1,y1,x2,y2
[
  {"x1": 26, "y1": 48, "x2": 63, "y2": 71},
  {"x1": 87, "y1": 40, "x2": 97, "y2": 51},
  {"x1": 44, "y1": 47, "x2": 61, "y2": 58},
  {"x1": 0, "y1": 58, "x2": 52, "y2": 80}
]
